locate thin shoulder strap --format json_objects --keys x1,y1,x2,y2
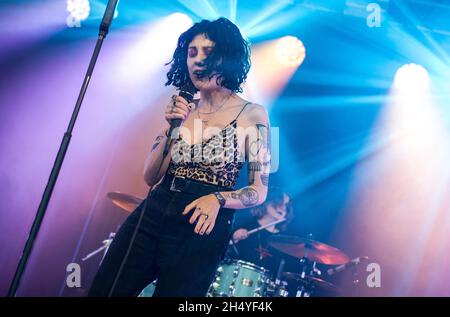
[{"x1": 235, "y1": 102, "x2": 252, "y2": 121}]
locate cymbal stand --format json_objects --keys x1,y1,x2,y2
[
  {"x1": 295, "y1": 233, "x2": 315, "y2": 297},
  {"x1": 82, "y1": 232, "x2": 115, "y2": 266}
]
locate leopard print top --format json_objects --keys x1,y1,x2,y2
[{"x1": 167, "y1": 103, "x2": 251, "y2": 189}]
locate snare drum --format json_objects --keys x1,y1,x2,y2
[{"x1": 208, "y1": 260, "x2": 271, "y2": 297}]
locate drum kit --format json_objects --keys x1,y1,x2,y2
[
  {"x1": 208, "y1": 233, "x2": 356, "y2": 297},
  {"x1": 84, "y1": 192, "x2": 366, "y2": 297}
]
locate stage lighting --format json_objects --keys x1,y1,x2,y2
[
  {"x1": 166, "y1": 13, "x2": 193, "y2": 29},
  {"x1": 394, "y1": 63, "x2": 430, "y2": 91},
  {"x1": 66, "y1": 0, "x2": 90, "y2": 28},
  {"x1": 275, "y1": 36, "x2": 306, "y2": 67},
  {"x1": 67, "y1": 0, "x2": 90, "y2": 20}
]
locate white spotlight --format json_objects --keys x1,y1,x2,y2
[
  {"x1": 394, "y1": 63, "x2": 430, "y2": 91},
  {"x1": 166, "y1": 13, "x2": 194, "y2": 31},
  {"x1": 66, "y1": 0, "x2": 90, "y2": 28},
  {"x1": 275, "y1": 36, "x2": 306, "y2": 67}
]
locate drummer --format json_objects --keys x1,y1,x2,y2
[{"x1": 229, "y1": 187, "x2": 295, "y2": 277}]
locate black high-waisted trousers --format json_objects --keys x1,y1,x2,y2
[{"x1": 88, "y1": 179, "x2": 234, "y2": 297}]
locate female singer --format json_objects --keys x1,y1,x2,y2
[{"x1": 89, "y1": 17, "x2": 271, "y2": 297}]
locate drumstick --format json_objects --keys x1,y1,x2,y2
[
  {"x1": 247, "y1": 218, "x2": 286, "y2": 235},
  {"x1": 229, "y1": 218, "x2": 287, "y2": 246}
]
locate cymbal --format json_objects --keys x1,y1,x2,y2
[
  {"x1": 268, "y1": 235, "x2": 350, "y2": 265},
  {"x1": 107, "y1": 192, "x2": 143, "y2": 213},
  {"x1": 282, "y1": 272, "x2": 339, "y2": 292}
]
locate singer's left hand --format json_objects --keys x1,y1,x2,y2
[{"x1": 182, "y1": 194, "x2": 221, "y2": 235}]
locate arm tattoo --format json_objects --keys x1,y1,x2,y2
[
  {"x1": 248, "y1": 162, "x2": 262, "y2": 185},
  {"x1": 151, "y1": 135, "x2": 165, "y2": 152},
  {"x1": 249, "y1": 170, "x2": 255, "y2": 185},
  {"x1": 260, "y1": 173, "x2": 269, "y2": 186},
  {"x1": 248, "y1": 124, "x2": 271, "y2": 186},
  {"x1": 237, "y1": 187, "x2": 259, "y2": 207},
  {"x1": 259, "y1": 124, "x2": 271, "y2": 175},
  {"x1": 256, "y1": 124, "x2": 269, "y2": 154},
  {"x1": 223, "y1": 188, "x2": 259, "y2": 207},
  {"x1": 248, "y1": 162, "x2": 262, "y2": 171},
  {"x1": 248, "y1": 124, "x2": 270, "y2": 158},
  {"x1": 224, "y1": 192, "x2": 240, "y2": 200}
]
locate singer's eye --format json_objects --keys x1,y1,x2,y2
[
  {"x1": 203, "y1": 47, "x2": 213, "y2": 56},
  {"x1": 188, "y1": 48, "x2": 197, "y2": 58}
]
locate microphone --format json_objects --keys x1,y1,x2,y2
[
  {"x1": 327, "y1": 256, "x2": 369, "y2": 276},
  {"x1": 163, "y1": 82, "x2": 196, "y2": 156}
]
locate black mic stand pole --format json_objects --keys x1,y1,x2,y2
[{"x1": 7, "y1": 0, "x2": 119, "y2": 297}]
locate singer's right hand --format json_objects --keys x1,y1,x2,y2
[
  {"x1": 232, "y1": 228, "x2": 249, "y2": 243},
  {"x1": 165, "y1": 95, "x2": 195, "y2": 125}
]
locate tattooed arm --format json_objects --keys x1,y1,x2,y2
[
  {"x1": 216, "y1": 104, "x2": 270, "y2": 209},
  {"x1": 143, "y1": 126, "x2": 173, "y2": 187},
  {"x1": 144, "y1": 95, "x2": 195, "y2": 187},
  {"x1": 181, "y1": 104, "x2": 270, "y2": 235}
]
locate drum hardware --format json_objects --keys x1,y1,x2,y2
[
  {"x1": 207, "y1": 260, "x2": 271, "y2": 297},
  {"x1": 242, "y1": 278, "x2": 253, "y2": 287},
  {"x1": 138, "y1": 279, "x2": 157, "y2": 297},
  {"x1": 283, "y1": 272, "x2": 339, "y2": 293},
  {"x1": 81, "y1": 232, "x2": 115, "y2": 264},
  {"x1": 107, "y1": 192, "x2": 143, "y2": 213},
  {"x1": 326, "y1": 256, "x2": 369, "y2": 276},
  {"x1": 102, "y1": 191, "x2": 360, "y2": 298},
  {"x1": 82, "y1": 192, "x2": 143, "y2": 262},
  {"x1": 82, "y1": 192, "x2": 143, "y2": 263},
  {"x1": 140, "y1": 232, "x2": 356, "y2": 297},
  {"x1": 276, "y1": 281, "x2": 289, "y2": 297},
  {"x1": 267, "y1": 233, "x2": 350, "y2": 265},
  {"x1": 267, "y1": 233, "x2": 350, "y2": 297}
]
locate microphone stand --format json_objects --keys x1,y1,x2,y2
[{"x1": 7, "y1": 0, "x2": 119, "y2": 297}]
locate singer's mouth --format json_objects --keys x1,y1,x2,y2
[
  {"x1": 192, "y1": 71, "x2": 207, "y2": 82},
  {"x1": 193, "y1": 70, "x2": 204, "y2": 77}
]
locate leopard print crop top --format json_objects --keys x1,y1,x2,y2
[{"x1": 167, "y1": 102, "x2": 251, "y2": 189}]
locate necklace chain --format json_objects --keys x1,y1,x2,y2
[
  {"x1": 197, "y1": 94, "x2": 233, "y2": 125},
  {"x1": 197, "y1": 93, "x2": 233, "y2": 115}
]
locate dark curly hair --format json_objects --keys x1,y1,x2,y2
[
  {"x1": 251, "y1": 187, "x2": 294, "y2": 232},
  {"x1": 165, "y1": 17, "x2": 251, "y2": 93}
]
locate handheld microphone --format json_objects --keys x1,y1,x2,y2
[{"x1": 163, "y1": 82, "x2": 196, "y2": 156}]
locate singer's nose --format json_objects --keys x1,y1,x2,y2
[{"x1": 194, "y1": 60, "x2": 206, "y2": 68}]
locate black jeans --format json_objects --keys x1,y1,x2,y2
[{"x1": 88, "y1": 183, "x2": 235, "y2": 297}]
